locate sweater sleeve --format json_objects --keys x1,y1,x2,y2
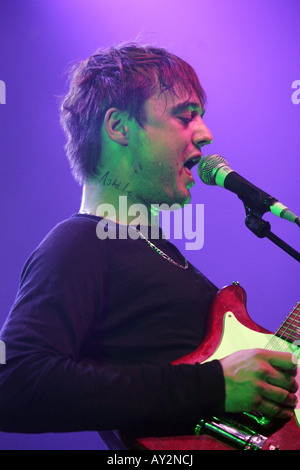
[{"x1": 0, "y1": 219, "x2": 225, "y2": 433}]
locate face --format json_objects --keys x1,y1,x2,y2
[{"x1": 127, "y1": 89, "x2": 213, "y2": 209}]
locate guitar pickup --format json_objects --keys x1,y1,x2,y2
[{"x1": 195, "y1": 416, "x2": 269, "y2": 450}]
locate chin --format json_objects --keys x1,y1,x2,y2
[
  {"x1": 178, "y1": 188, "x2": 192, "y2": 206},
  {"x1": 170, "y1": 192, "x2": 191, "y2": 209},
  {"x1": 154, "y1": 186, "x2": 191, "y2": 209}
]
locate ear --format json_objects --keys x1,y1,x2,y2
[{"x1": 103, "y1": 108, "x2": 130, "y2": 146}]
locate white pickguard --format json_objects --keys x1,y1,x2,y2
[{"x1": 202, "y1": 311, "x2": 300, "y2": 427}]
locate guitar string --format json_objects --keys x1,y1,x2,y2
[
  {"x1": 276, "y1": 306, "x2": 300, "y2": 352},
  {"x1": 265, "y1": 303, "x2": 300, "y2": 354},
  {"x1": 266, "y1": 325, "x2": 296, "y2": 352},
  {"x1": 265, "y1": 304, "x2": 300, "y2": 350},
  {"x1": 265, "y1": 307, "x2": 297, "y2": 352}
]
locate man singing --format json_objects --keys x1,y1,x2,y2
[{"x1": 0, "y1": 43, "x2": 297, "y2": 449}]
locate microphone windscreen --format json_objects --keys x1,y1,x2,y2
[{"x1": 198, "y1": 154, "x2": 229, "y2": 185}]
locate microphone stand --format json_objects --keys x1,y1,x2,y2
[{"x1": 244, "y1": 206, "x2": 300, "y2": 263}]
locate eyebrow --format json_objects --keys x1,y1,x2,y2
[{"x1": 171, "y1": 101, "x2": 205, "y2": 117}]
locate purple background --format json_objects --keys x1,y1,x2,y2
[{"x1": 0, "y1": 0, "x2": 299, "y2": 450}]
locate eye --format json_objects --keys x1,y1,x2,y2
[
  {"x1": 178, "y1": 111, "x2": 197, "y2": 125},
  {"x1": 179, "y1": 116, "x2": 192, "y2": 124},
  {"x1": 179, "y1": 117, "x2": 191, "y2": 124}
]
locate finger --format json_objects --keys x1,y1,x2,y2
[
  {"x1": 282, "y1": 366, "x2": 298, "y2": 377},
  {"x1": 267, "y1": 368, "x2": 298, "y2": 393},
  {"x1": 282, "y1": 391, "x2": 298, "y2": 408},
  {"x1": 268, "y1": 351, "x2": 298, "y2": 372},
  {"x1": 261, "y1": 382, "x2": 298, "y2": 409},
  {"x1": 257, "y1": 398, "x2": 295, "y2": 421}
]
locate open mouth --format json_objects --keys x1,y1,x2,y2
[
  {"x1": 183, "y1": 156, "x2": 202, "y2": 180},
  {"x1": 183, "y1": 156, "x2": 202, "y2": 171}
]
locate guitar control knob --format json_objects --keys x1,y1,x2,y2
[{"x1": 268, "y1": 444, "x2": 279, "y2": 450}]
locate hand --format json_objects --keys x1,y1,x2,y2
[{"x1": 220, "y1": 349, "x2": 298, "y2": 420}]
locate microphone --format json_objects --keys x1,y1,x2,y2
[{"x1": 198, "y1": 154, "x2": 300, "y2": 226}]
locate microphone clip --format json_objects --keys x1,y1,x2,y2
[
  {"x1": 243, "y1": 206, "x2": 300, "y2": 262},
  {"x1": 245, "y1": 213, "x2": 271, "y2": 239}
]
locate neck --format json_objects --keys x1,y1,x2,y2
[{"x1": 79, "y1": 180, "x2": 159, "y2": 227}]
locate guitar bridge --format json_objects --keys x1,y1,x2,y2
[{"x1": 195, "y1": 416, "x2": 269, "y2": 450}]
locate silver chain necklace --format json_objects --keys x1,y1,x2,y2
[
  {"x1": 79, "y1": 213, "x2": 189, "y2": 270},
  {"x1": 137, "y1": 230, "x2": 189, "y2": 270}
]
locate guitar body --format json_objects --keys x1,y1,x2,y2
[{"x1": 128, "y1": 284, "x2": 300, "y2": 450}]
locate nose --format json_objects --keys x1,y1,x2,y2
[{"x1": 193, "y1": 118, "x2": 213, "y2": 150}]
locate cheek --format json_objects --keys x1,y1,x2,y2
[
  {"x1": 149, "y1": 134, "x2": 185, "y2": 167},
  {"x1": 135, "y1": 127, "x2": 187, "y2": 178}
]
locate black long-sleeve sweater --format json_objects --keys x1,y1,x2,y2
[{"x1": 0, "y1": 214, "x2": 225, "y2": 434}]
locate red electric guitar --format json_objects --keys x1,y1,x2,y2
[{"x1": 122, "y1": 284, "x2": 300, "y2": 450}]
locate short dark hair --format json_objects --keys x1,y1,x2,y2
[{"x1": 60, "y1": 42, "x2": 207, "y2": 185}]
